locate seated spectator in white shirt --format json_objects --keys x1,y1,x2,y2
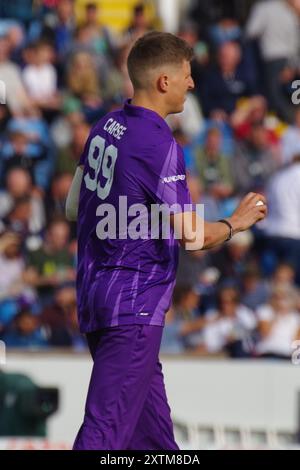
[
  {"x1": 0, "y1": 34, "x2": 32, "y2": 115},
  {"x1": 256, "y1": 283, "x2": 300, "y2": 359},
  {"x1": 22, "y1": 41, "x2": 60, "y2": 112},
  {"x1": 200, "y1": 286, "x2": 257, "y2": 357}
]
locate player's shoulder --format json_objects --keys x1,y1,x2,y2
[
  {"x1": 89, "y1": 108, "x2": 175, "y2": 152},
  {"x1": 91, "y1": 109, "x2": 124, "y2": 135}
]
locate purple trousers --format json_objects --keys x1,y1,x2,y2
[{"x1": 73, "y1": 324, "x2": 179, "y2": 450}]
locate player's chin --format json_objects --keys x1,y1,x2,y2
[{"x1": 173, "y1": 102, "x2": 185, "y2": 114}]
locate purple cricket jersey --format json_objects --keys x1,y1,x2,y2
[{"x1": 76, "y1": 99, "x2": 192, "y2": 332}]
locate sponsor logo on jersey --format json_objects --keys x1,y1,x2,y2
[{"x1": 162, "y1": 174, "x2": 186, "y2": 183}]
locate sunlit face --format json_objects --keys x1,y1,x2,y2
[{"x1": 164, "y1": 60, "x2": 194, "y2": 114}]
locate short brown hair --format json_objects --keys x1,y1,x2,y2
[{"x1": 127, "y1": 31, "x2": 194, "y2": 90}]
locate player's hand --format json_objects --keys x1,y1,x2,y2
[{"x1": 228, "y1": 192, "x2": 268, "y2": 233}]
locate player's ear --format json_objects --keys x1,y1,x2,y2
[{"x1": 157, "y1": 73, "x2": 168, "y2": 93}]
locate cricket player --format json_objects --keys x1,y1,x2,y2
[{"x1": 66, "y1": 32, "x2": 267, "y2": 450}]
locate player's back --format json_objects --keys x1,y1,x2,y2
[{"x1": 76, "y1": 100, "x2": 192, "y2": 332}]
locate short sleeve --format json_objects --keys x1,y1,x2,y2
[
  {"x1": 78, "y1": 135, "x2": 91, "y2": 167},
  {"x1": 136, "y1": 138, "x2": 192, "y2": 213},
  {"x1": 78, "y1": 123, "x2": 98, "y2": 167}
]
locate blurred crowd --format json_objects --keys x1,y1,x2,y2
[{"x1": 0, "y1": 0, "x2": 300, "y2": 358}]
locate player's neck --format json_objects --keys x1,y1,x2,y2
[{"x1": 131, "y1": 92, "x2": 168, "y2": 119}]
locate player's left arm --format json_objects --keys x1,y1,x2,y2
[{"x1": 65, "y1": 165, "x2": 83, "y2": 221}]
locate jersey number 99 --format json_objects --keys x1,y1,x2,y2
[{"x1": 84, "y1": 135, "x2": 118, "y2": 200}]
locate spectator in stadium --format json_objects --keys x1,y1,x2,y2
[
  {"x1": 66, "y1": 50, "x2": 106, "y2": 123},
  {"x1": 0, "y1": 116, "x2": 55, "y2": 191},
  {"x1": 82, "y1": 2, "x2": 116, "y2": 59},
  {"x1": 0, "y1": 231, "x2": 33, "y2": 330},
  {"x1": 263, "y1": 152, "x2": 300, "y2": 284},
  {"x1": 0, "y1": 167, "x2": 46, "y2": 236},
  {"x1": 56, "y1": 120, "x2": 90, "y2": 174},
  {"x1": 281, "y1": 107, "x2": 300, "y2": 164},
  {"x1": 22, "y1": 41, "x2": 60, "y2": 119},
  {"x1": 46, "y1": 172, "x2": 73, "y2": 222},
  {"x1": 124, "y1": 3, "x2": 152, "y2": 43},
  {"x1": 40, "y1": 282, "x2": 84, "y2": 348},
  {"x1": 231, "y1": 95, "x2": 279, "y2": 145},
  {"x1": 233, "y1": 123, "x2": 280, "y2": 194},
  {"x1": 194, "y1": 127, "x2": 234, "y2": 200},
  {"x1": 161, "y1": 284, "x2": 204, "y2": 354},
  {"x1": 246, "y1": 0, "x2": 300, "y2": 123},
  {"x1": 240, "y1": 263, "x2": 270, "y2": 311},
  {"x1": 200, "y1": 41, "x2": 257, "y2": 117},
  {"x1": 23, "y1": 217, "x2": 75, "y2": 307},
  {"x1": 0, "y1": 195, "x2": 32, "y2": 241},
  {"x1": 272, "y1": 262, "x2": 297, "y2": 287},
  {"x1": 209, "y1": 230, "x2": 255, "y2": 283},
  {"x1": 177, "y1": 20, "x2": 209, "y2": 118},
  {"x1": 200, "y1": 285, "x2": 257, "y2": 357},
  {"x1": 41, "y1": 0, "x2": 76, "y2": 58},
  {"x1": 2, "y1": 308, "x2": 48, "y2": 348},
  {"x1": 256, "y1": 283, "x2": 300, "y2": 359},
  {"x1": 0, "y1": 33, "x2": 31, "y2": 115}
]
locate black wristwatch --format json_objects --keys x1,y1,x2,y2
[{"x1": 218, "y1": 219, "x2": 234, "y2": 241}]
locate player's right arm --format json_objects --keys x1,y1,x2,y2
[
  {"x1": 65, "y1": 165, "x2": 84, "y2": 222},
  {"x1": 172, "y1": 192, "x2": 267, "y2": 251},
  {"x1": 66, "y1": 124, "x2": 99, "y2": 222}
]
